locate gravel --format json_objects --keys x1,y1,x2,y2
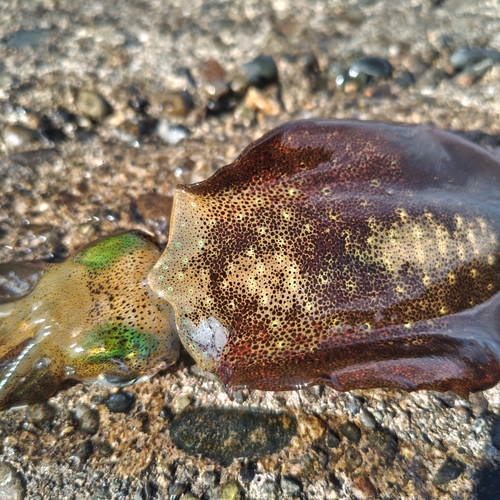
[{"x1": 1, "y1": 0, "x2": 500, "y2": 498}]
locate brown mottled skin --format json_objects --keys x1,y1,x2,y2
[
  {"x1": 150, "y1": 120, "x2": 500, "y2": 397},
  {"x1": 2, "y1": 120, "x2": 500, "y2": 411}
]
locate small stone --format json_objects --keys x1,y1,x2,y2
[
  {"x1": 161, "y1": 91, "x2": 195, "y2": 117},
  {"x1": 74, "y1": 404, "x2": 100, "y2": 435},
  {"x1": 368, "y1": 428, "x2": 398, "y2": 464},
  {"x1": 156, "y1": 121, "x2": 191, "y2": 145},
  {"x1": 219, "y1": 481, "x2": 241, "y2": 500},
  {"x1": 450, "y1": 48, "x2": 500, "y2": 70},
  {"x1": 75, "y1": 89, "x2": 113, "y2": 121},
  {"x1": 241, "y1": 55, "x2": 279, "y2": 88},
  {"x1": 169, "y1": 407, "x2": 297, "y2": 466},
  {"x1": 7, "y1": 28, "x2": 50, "y2": 48},
  {"x1": 326, "y1": 429, "x2": 340, "y2": 448},
  {"x1": 29, "y1": 402, "x2": 56, "y2": 427},
  {"x1": 348, "y1": 57, "x2": 393, "y2": 79},
  {"x1": 455, "y1": 406, "x2": 471, "y2": 424},
  {"x1": 175, "y1": 395, "x2": 192, "y2": 412},
  {"x1": 280, "y1": 476, "x2": 301, "y2": 496},
  {"x1": 3, "y1": 124, "x2": 40, "y2": 147},
  {"x1": 455, "y1": 58, "x2": 494, "y2": 86},
  {"x1": 298, "y1": 414, "x2": 326, "y2": 442},
  {"x1": 469, "y1": 392, "x2": 489, "y2": 417},
  {"x1": 99, "y1": 440, "x2": 114, "y2": 457},
  {"x1": 490, "y1": 415, "x2": 500, "y2": 451},
  {"x1": 434, "y1": 457, "x2": 466, "y2": 485},
  {"x1": 244, "y1": 86, "x2": 280, "y2": 116},
  {"x1": 339, "y1": 421, "x2": 361, "y2": 444},
  {"x1": 344, "y1": 447, "x2": 363, "y2": 473},
  {"x1": 0, "y1": 462, "x2": 26, "y2": 500},
  {"x1": 105, "y1": 391, "x2": 136, "y2": 413},
  {"x1": 360, "y1": 409, "x2": 377, "y2": 430},
  {"x1": 72, "y1": 439, "x2": 93, "y2": 463},
  {"x1": 168, "y1": 482, "x2": 188, "y2": 499},
  {"x1": 351, "y1": 475, "x2": 377, "y2": 499}
]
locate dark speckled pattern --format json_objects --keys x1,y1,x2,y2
[{"x1": 150, "y1": 120, "x2": 500, "y2": 396}]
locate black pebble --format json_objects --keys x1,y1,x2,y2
[
  {"x1": 105, "y1": 391, "x2": 136, "y2": 413},
  {"x1": 434, "y1": 457, "x2": 466, "y2": 485}
]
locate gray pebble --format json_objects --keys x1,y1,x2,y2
[
  {"x1": 0, "y1": 462, "x2": 26, "y2": 500},
  {"x1": 326, "y1": 428, "x2": 340, "y2": 448},
  {"x1": 156, "y1": 121, "x2": 191, "y2": 145},
  {"x1": 450, "y1": 48, "x2": 500, "y2": 70},
  {"x1": 434, "y1": 457, "x2": 466, "y2": 485},
  {"x1": 339, "y1": 421, "x2": 361, "y2": 444},
  {"x1": 360, "y1": 408, "x2": 377, "y2": 430},
  {"x1": 280, "y1": 476, "x2": 301, "y2": 496},
  {"x1": 241, "y1": 55, "x2": 279, "y2": 88},
  {"x1": 75, "y1": 89, "x2": 113, "y2": 121},
  {"x1": 4, "y1": 124, "x2": 40, "y2": 147},
  {"x1": 72, "y1": 439, "x2": 93, "y2": 464},
  {"x1": 105, "y1": 391, "x2": 136, "y2": 413},
  {"x1": 348, "y1": 57, "x2": 393, "y2": 79},
  {"x1": 7, "y1": 28, "x2": 50, "y2": 48},
  {"x1": 74, "y1": 404, "x2": 100, "y2": 435}
]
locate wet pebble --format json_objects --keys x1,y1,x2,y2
[
  {"x1": 360, "y1": 408, "x2": 377, "y2": 430},
  {"x1": 339, "y1": 421, "x2": 361, "y2": 444},
  {"x1": 169, "y1": 407, "x2": 297, "y2": 465},
  {"x1": 3, "y1": 124, "x2": 40, "y2": 147},
  {"x1": 29, "y1": 402, "x2": 56, "y2": 427},
  {"x1": 105, "y1": 390, "x2": 136, "y2": 413},
  {"x1": 75, "y1": 89, "x2": 113, "y2": 121},
  {"x1": 175, "y1": 395, "x2": 192, "y2": 412},
  {"x1": 368, "y1": 427, "x2": 399, "y2": 464},
  {"x1": 156, "y1": 121, "x2": 191, "y2": 145},
  {"x1": 72, "y1": 439, "x2": 93, "y2": 464},
  {"x1": 348, "y1": 56, "x2": 393, "y2": 79},
  {"x1": 455, "y1": 58, "x2": 494, "y2": 86},
  {"x1": 99, "y1": 440, "x2": 114, "y2": 457},
  {"x1": 241, "y1": 55, "x2": 279, "y2": 88},
  {"x1": 326, "y1": 428, "x2": 341, "y2": 448},
  {"x1": 450, "y1": 48, "x2": 500, "y2": 70},
  {"x1": 434, "y1": 457, "x2": 466, "y2": 485},
  {"x1": 7, "y1": 28, "x2": 50, "y2": 48},
  {"x1": 74, "y1": 404, "x2": 100, "y2": 435},
  {"x1": 0, "y1": 462, "x2": 26, "y2": 500},
  {"x1": 280, "y1": 476, "x2": 301, "y2": 496},
  {"x1": 161, "y1": 91, "x2": 195, "y2": 117},
  {"x1": 243, "y1": 86, "x2": 280, "y2": 117}
]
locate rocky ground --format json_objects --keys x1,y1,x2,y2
[{"x1": 1, "y1": 0, "x2": 500, "y2": 498}]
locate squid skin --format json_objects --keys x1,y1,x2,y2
[
  {"x1": 0, "y1": 231, "x2": 179, "y2": 410},
  {"x1": 2, "y1": 119, "x2": 500, "y2": 410}
]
